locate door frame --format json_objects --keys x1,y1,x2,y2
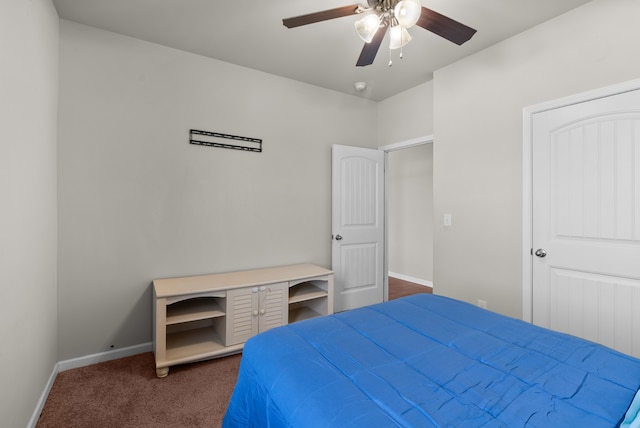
[
  {"x1": 379, "y1": 135, "x2": 434, "y2": 300},
  {"x1": 521, "y1": 78, "x2": 640, "y2": 322}
]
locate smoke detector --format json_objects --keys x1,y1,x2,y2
[{"x1": 354, "y1": 82, "x2": 367, "y2": 91}]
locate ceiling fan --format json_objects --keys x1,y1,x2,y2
[{"x1": 283, "y1": 0, "x2": 476, "y2": 67}]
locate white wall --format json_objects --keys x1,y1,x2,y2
[
  {"x1": 57, "y1": 21, "x2": 378, "y2": 360},
  {"x1": 378, "y1": 81, "x2": 434, "y2": 283},
  {"x1": 377, "y1": 81, "x2": 433, "y2": 145},
  {"x1": 0, "y1": 1, "x2": 59, "y2": 426},
  {"x1": 433, "y1": 0, "x2": 640, "y2": 318}
]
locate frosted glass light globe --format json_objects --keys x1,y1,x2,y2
[
  {"x1": 394, "y1": 0, "x2": 422, "y2": 28},
  {"x1": 354, "y1": 14, "x2": 381, "y2": 43},
  {"x1": 389, "y1": 25, "x2": 411, "y2": 49}
]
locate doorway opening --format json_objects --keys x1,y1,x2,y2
[{"x1": 380, "y1": 135, "x2": 434, "y2": 300}]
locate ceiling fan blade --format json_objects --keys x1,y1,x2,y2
[
  {"x1": 283, "y1": 5, "x2": 361, "y2": 29},
  {"x1": 416, "y1": 7, "x2": 476, "y2": 45},
  {"x1": 356, "y1": 25, "x2": 388, "y2": 67}
]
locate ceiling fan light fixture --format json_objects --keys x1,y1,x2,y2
[
  {"x1": 282, "y1": 1, "x2": 476, "y2": 67},
  {"x1": 394, "y1": 0, "x2": 422, "y2": 29},
  {"x1": 389, "y1": 25, "x2": 411, "y2": 50},
  {"x1": 354, "y1": 13, "x2": 381, "y2": 43}
]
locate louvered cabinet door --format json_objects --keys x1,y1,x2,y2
[
  {"x1": 225, "y1": 282, "x2": 288, "y2": 346},
  {"x1": 226, "y1": 287, "x2": 260, "y2": 346},
  {"x1": 258, "y1": 282, "x2": 288, "y2": 333}
]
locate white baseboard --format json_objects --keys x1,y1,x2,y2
[
  {"x1": 30, "y1": 342, "x2": 152, "y2": 427},
  {"x1": 388, "y1": 272, "x2": 433, "y2": 288},
  {"x1": 27, "y1": 363, "x2": 59, "y2": 428},
  {"x1": 57, "y1": 342, "x2": 152, "y2": 372}
]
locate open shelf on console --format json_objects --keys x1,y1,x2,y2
[
  {"x1": 288, "y1": 279, "x2": 330, "y2": 323},
  {"x1": 289, "y1": 281, "x2": 328, "y2": 304},
  {"x1": 166, "y1": 297, "x2": 225, "y2": 325}
]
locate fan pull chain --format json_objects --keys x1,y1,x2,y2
[{"x1": 388, "y1": 44, "x2": 404, "y2": 67}]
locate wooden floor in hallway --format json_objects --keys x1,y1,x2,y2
[{"x1": 388, "y1": 276, "x2": 432, "y2": 300}]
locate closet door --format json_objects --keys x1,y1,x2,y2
[{"x1": 531, "y1": 88, "x2": 640, "y2": 357}]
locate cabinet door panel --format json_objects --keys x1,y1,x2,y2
[
  {"x1": 226, "y1": 287, "x2": 259, "y2": 346},
  {"x1": 259, "y1": 283, "x2": 288, "y2": 332}
]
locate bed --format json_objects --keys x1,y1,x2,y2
[{"x1": 222, "y1": 294, "x2": 640, "y2": 427}]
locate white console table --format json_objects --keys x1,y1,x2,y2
[{"x1": 152, "y1": 263, "x2": 334, "y2": 377}]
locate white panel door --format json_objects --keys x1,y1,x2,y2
[
  {"x1": 332, "y1": 144, "x2": 384, "y2": 312},
  {"x1": 532, "y1": 89, "x2": 640, "y2": 357}
]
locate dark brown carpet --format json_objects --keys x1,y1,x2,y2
[
  {"x1": 37, "y1": 352, "x2": 241, "y2": 428},
  {"x1": 37, "y1": 278, "x2": 431, "y2": 427}
]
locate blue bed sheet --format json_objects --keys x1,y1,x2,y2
[{"x1": 223, "y1": 294, "x2": 640, "y2": 427}]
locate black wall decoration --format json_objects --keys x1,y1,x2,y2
[{"x1": 189, "y1": 129, "x2": 262, "y2": 153}]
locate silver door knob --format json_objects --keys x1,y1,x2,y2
[
  {"x1": 335, "y1": 235, "x2": 343, "y2": 241},
  {"x1": 535, "y1": 248, "x2": 547, "y2": 258}
]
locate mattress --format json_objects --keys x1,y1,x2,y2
[{"x1": 223, "y1": 294, "x2": 640, "y2": 427}]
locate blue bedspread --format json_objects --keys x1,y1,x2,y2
[{"x1": 223, "y1": 294, "x2": 640, "y2": 427}]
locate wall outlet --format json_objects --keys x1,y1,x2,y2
[
  {"x1": 477, "y1": 299, "x2": 487, "y2": 309},
  {"x1": 443, "y1": 213, "x2": 452, "y2": 226}
]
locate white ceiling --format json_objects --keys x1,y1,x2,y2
[{"x1": 52, "y1": 0, "x2": 592, "y2": 101}]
